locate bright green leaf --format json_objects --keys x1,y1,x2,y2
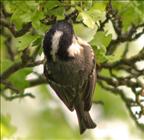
[
  {"x1": 74, "y1": 24, "x2": 97, "y2": 42},
  {"x1": 32, "y1": 21, "x2": 48, "y2": 35},
  {"x1": 44, "y1": 0, "x2": 61, "y2": 11},
  {"x1": 91, "y1": 31, "x2": 112, "y2": 48},
  {"x1": 47, "y1": 7, "x2": 64, "y2": 20},
  {"x1": 91, "y1": 2, "x2": 106, "y2": 12},
  {"x1": 10, "y1": 3, "x2": 33, "y2": 29},
  {"x1": 87, "y1": 2, "x2": 106, "y2": 22},
  {"x1": 32, "y1": 37, "x2": 43, "y2": 47},
  {"x1": 9, "y1": 1, "x2": 39, "y2": 29},
  {"x1": 8, "y1": 68, "x2": 32, "y2": 90},
  {"x1": 31, "y1": 10, "x2": 47, "y2": 34},
  {"x1": 90, "y1": 31, "x2": 112, "y2": 63},
  {"x1": 1, "y1": 59, "x2": 13, "y2": 73},
  {"x1": 15, "y1": 34, "x2": 39, "y2": 51},
  {"x1": 79, "y1": 12, "x2": 95, "y2": 29},
  {"x1": 112, "y1": 1, "x2": 144, "y2": 31}
]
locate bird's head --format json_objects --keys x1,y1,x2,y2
[{"x1": 43, "y1": 21, "x2": 75, "y2": 61}]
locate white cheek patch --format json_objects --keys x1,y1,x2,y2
[
  {"x1": 67, "y1": 37, "x2": 83, "y2": 57},
  {"x1": 51, "y1": 30, "x2": 63, "y2": 61}
]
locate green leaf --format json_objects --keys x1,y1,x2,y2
[
  {"x1": 79, "y1": 12, "x2": 95, "y2": 29},
  {"x1": 15, "y1": 34, "x2": 39, "y2": 51},
  {"x1": 87, "y1": 2, "x2": 106, "y2": 22},
  {"x1": 31, "y1": 10, "x2": 47, "y2": 35},
  {"x1": 10, "y1": 3, "x2": 32, "y2": 29},
  {"x1": 92, "y1": 2, "x2": 106, "y2": 12},
  {"x1": 32, "y1": 37, "x2": 43, "y2": 47},
  {"x1": 44, "y1": 0, "x2": 61, "y2": 11},
  {"x1": 90, "y1": 31, "x2": 112, "y2": 63},
  {"x1": 32, "y1": 21, "x2": 48, "y2": 35},
  {"x1": 47, "y1": 7, "x2": 64, "y2": 20},
  {"x1": 93, "y1": 44, "x2": 108, "y2": 63},
  {"x1": 112, "y1": 1, "x2": 144, "y2": 31},
  {"x1": 10, "y1": 1, "x2": 39, "y2": 29},
  {"x1": 1, "y1": 59, "x2": 13, "y2": 73},
  {"x1": 74, "y1": 24, "x2": 97, "y2": 42},
  {"x1": 121, "y1": 4, "x2": 143, "y2": 31},
  {"x1": 91, "y1": 31, "x2": 112, "y2": 48},
  {"x1": 9, "y1": 68, "x2": 32, "y2": 90},
  {"x1": 32, "y1": 11, "x2": 44, "y2": 22},
  {"x1": 1, "y1": 114, "x2": 16, "y2": 138}
]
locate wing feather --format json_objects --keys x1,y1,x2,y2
[
  {"x1": 44, "y1": 63, "x2": 75, "y2": 111},
  {"x1": 83, "y1": 65, "x2": 96, "y2": 111}
]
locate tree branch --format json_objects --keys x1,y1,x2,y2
[
  {"x1": 27, "y1": 77, "x2": 47, "y2": 88},
  {"x1": 105, "y1": 1, "x2": 144, "y2": 55},
  {"x1": 1, "y1": 92, "x2": 35, "y2": 101},
  {"x1": 102, "y1": 48, "x2": 144, "y2": 69},
  {"x1": 0, "y1": 18, "x2": 32, "y2": 37},
  {"x1": 98, "y1": 81, "x2": 144, "y2": 131},
  {"x1": 2, "y1": 31, "x2": 15, "y2": 61},
  {"x1": 0, "y1": 59, "x2": 44, "y2": 80}
]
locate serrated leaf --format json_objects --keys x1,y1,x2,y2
[
  {"x1": 8, "y1": 68, "x2": 32, "y2": 90},
  {"x1": 79, "y1": 12, "x2": 95, "y2": 29}
]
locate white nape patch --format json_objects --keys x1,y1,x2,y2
[
  {"x1": 67, "y1": 36, "x2": 83, "y2": 57},
  {"x1": 76, "y1": 36, "x2": 90, "y2": 47},
  {"x1": 51, "y1": 30, "x2": 63, "y2": 61},
  {"x1": 76, "y1": 36, "x2": 94, "y2": 59}
]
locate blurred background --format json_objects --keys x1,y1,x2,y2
[{"x1": 1, "y1": 0, "x2": 144, "y2": 140}]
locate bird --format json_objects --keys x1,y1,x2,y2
[{"x1": 43, "y1": 20, "x2": 96, "y2": 134}]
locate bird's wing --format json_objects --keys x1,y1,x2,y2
[
  {"x1": 44, "y1": 63, "x2": 75, "y2": 111},
  {"x1": 83, "y1": 64, "x2": 96, "y2": 111},
  {"x1": 77, "y1": 37, "x2": 96, "y2": 111}
]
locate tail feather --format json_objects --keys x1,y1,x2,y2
[{"x1": 75, "y1": 105, "x2": 96, "y2": 134}]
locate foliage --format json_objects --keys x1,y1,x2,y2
[
  {"x1": 0, "y1": 114, "x2": 16, "y2": 138},
  {"x1": 0, "y1": 0, "x2": 144, "y2": 139}
]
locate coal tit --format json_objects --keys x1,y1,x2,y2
[{"x1": 43, "y1": 20, "x2": 96, "y2": 134}]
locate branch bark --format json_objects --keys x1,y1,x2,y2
[
  {"x1": 0, "y1": 18, "x2": 32, "y2": 37},
  {"x1": 0, "y1": 60, "x2": 44, "y2": 80}
]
